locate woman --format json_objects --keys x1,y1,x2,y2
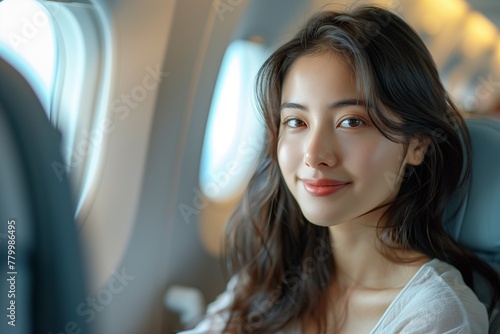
[{"x1": 182, "y1": 5, "x2": 500, "y2": 333}]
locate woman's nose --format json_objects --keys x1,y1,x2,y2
[{"x1": 303, "y1": 128, "x2": 337, "y2": 168}]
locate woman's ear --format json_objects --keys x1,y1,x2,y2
[{"x1": 406, "y1": 136, "x2": 431, "y2": 166}]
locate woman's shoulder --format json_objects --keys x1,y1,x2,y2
[
  {"x1": 373, "y1": 258, "x2": 489, "y2": 333},
  {"x1": 413, "y1": 258, "x2": 484, "y2": 302}
]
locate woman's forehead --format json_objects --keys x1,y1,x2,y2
[{"x1": 281, "y1": 51, "x2": 361, "y2": 101}]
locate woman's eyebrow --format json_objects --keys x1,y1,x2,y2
[
  {"x1": 280, "y1": 102, "x2": 307, "y2": 111},
  {"x1": 279, "y1": 99, "x2": 365, "y2": 112},
  {"x1": 331, "y1": 98, "x2": 366, "y2": 109}
]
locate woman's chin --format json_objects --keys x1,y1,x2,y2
[{"x1": 302, "y1": 214, "x2": 338, "y2": 228}]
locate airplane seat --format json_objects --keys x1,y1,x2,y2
[
  {"x1": 443, "y1": 117, "x2": 500, "y2": 333},
  {"x1": 0, "y1": 55, "x2": 89, "y2": 334}
]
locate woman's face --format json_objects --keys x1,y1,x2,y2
[{"x1": 278, "y1": 52, "x2": 425, "y2": 227}]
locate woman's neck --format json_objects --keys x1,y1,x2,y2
[{"x1": 328, "y1": 214, "x2": 429, "y2": 291}]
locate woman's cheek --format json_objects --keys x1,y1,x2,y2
[{"x1": 277, "y1": 135, "x2": 300, "y2": 175}]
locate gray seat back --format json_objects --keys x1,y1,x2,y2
[
  {"x1": 443, "y1": 117, "x2": 500, "y2": 333},
  {"x1": 0, "y1": 55, "x2": 89, "y2": 334}
]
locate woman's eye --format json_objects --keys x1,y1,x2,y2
[
  {"x1": 339, "y1": 118, "x2": 364, "y2": 128},
  {"x1": 283, "y1": 118, "x2": 305, "y2": 128}
]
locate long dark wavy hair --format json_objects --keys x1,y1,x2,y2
[{"x1": 222, "y1": 5, "x2": 500, "y2": 333}]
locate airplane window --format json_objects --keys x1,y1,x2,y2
[
  {"x1": 199, "y1": 39, "x2": 267, "y2": 201},
  {"x1": 0, "y1": 0, "x2": 112, "y2": 221},
  {"x1": 0, "y1": 0, "x2": 56, "y2": 112}
]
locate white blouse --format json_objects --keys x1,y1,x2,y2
[{"x1": 180, "y1": 258, "x2": 489, "y2": 333}]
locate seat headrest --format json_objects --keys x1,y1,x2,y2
[
  {"x1": 0, "y1": 54, "x2": 89, "y2": 333},
  {"x1": 443, "y1": 118, "x2": 500, "y2": 268}
]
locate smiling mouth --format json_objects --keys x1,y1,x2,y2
[{"x1": 301, "y1": 179, "x2": 350, "y2": 197}]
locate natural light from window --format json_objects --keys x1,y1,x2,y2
[
  {"x1": 199, "y1": 39, "x2": 267, "y2": 201},
  {"x1": 0, "y1": 0, "x2": 56, "y2": 113}
]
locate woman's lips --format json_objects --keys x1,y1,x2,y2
[{"x1": 301, "y1": 178, "x2": 350, "y2": 196}]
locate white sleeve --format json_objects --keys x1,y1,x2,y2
[
  {"x1": 177, "y1": 277, "x2": 237, "y2": 334},
  {"x1": 373, "y1": 264, "x2": 489, "y2": 334},
  {"x1": 389, "y1": 281, "x2": 489, "y2": 334},
  {"x1": 399, "y1": 298, "x2": 488, "y2": 334}
]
